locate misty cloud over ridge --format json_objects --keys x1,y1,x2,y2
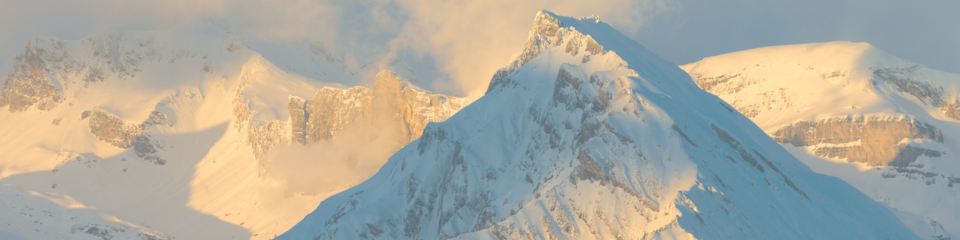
[{"x1": 1, "y1": 0, "x2": 957, "y2": 97}]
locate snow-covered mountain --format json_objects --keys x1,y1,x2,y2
[
  {"x1": 279, "y1": 11, "x2": 920, "y2": 240},
  {"x1": 682, "y1": 42, "x2": 960, "y2": 240},
  {"x1": 0, "y1": 30, "x2": 466, "y2": 239}
]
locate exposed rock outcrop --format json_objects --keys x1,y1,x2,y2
[
  {"x1": 287, "y1": 71, "x2": 466, "y2": 147},
  {"x1": 943, "y1": 98, "x2": 960, "y2": 120},
  {"x1": 0, "y1": 34, "x2": 204, "y2": 112},
  {"x1": 771, "y1": 116, "x2": 943, "y2": 166},
  {"x1": 874, "y1": 65, "x2": 960, "y2": 121},
  {"x1": 234, "y1": 67, "x2": 465, "y2": 159},
  {"x1": 86, "y1": 109, "x2": 143, "y2": 149},
  {"x1": 372, "y1": 71, "x2": 467, "y2": 146},
  {"x1": 295, "y1": 86, "x2": 371, "y2": 144},
  {"x1": 689, "y1": 72, "x2": 792, "y2": 118},
  {"x1": 486, "y1": 12, "x2": 606, "y2": 94},
  {"x1": 0, "y1": 43, "x2": 64, "y2": 112},
  {"x1": 232, "y1": 92, "x2": 286, "y2": 158},
  {"x1": 288, "y1": 96, "x2": 311, "y2": 144},
  {"x1": 85, "y1": 108, "x2": 168, "y2": 165}
]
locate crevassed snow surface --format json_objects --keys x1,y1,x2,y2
[
  {"x1": 279, "y1": 11, "x2": 920, "y2": 240},
  {"x1": 683, "y1": 42, "x2": 960, "y2": 240}
]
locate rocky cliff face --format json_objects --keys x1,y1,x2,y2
[
  {"x1": 234, "y1": 70, "x2": 466, "y2": 158},
  {"x1": 0, "y1": 34, "x2": 204, "y2": 113},
  {"x1": 485, "y1": 12, "x2": 606, "y2": 94},
  {"x1": 373, "y1": 71, "x2": 467, "y2": 146},
  {"x1": 233, "y1": 68, "x2": 466, "y2": 158},
  {"x1": 0, "y1": 34, "x2": 200, "y2": 164},
  {"x1": 688, "y1": 72, "x2": 793, "y2": 118},
  {"x1": 285, "y1": 70, "x2": 466, "y2": 148},
  {"x1": 874, "y1": 65, "x2": 960, "y2": 121},
  {"x1": 770, "y1": 116, "x2": 942, "y2": 167},
  {"x1": 304, "y1": 86, "x2": 371, "y2": 142},
  {"x1": 83, "y1": 108, "x2": 170, "y2": 165},
  {"x1": 0, "y1": 45, "x2": 64, "y2": 112}
]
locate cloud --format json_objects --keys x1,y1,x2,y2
[
  {"x1": 0, "y1": 0, "x2": 229, "y2": 74},
  {"x1": 389, "y1": 0, "x2": 675, "y2": 97},
  {"x1": 261, "y1": 98, "x2": 406, "y2": 197},
  {"x1": 191, "y1": 0, "x2": 675, "y2": 97},
  {"x1": 0, "y1": 0, "x2": 674, "y2": 97},
  {"x1": 1, "y1": 0, "x2": 958, "y2": 96}
]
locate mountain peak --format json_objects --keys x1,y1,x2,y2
[
  {"x1": 279, "y1": 11, "x2": 919, "y2": 240},
  {"x1": 487, "y1": 10, "x2": 677, "y2": 94},
  {"x1": 531, "y1": 10, "x2": 563, "y2": 36},
  {"x1": 534, "y1": 10, "x2": 601, "y2": 27},
  {"x1": 533, "y1": 10, "x2": 559, "y2": 19}
]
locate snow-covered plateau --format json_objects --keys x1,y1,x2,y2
[
  {"x1": 278, "y1": 11, "x2": 921, "y2": 240},
  {"x1": 684, "y1": 41, "x2": 960, "y2": 240}
]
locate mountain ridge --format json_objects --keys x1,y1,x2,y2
[
  {"x1": 0, "y1": 30, "x2": 467, "y2": 240},
  {"x1": 683, "y1": 41, "x2": 960, "y2": 240},
  {"x1": 278, "y1": 11, "x2": 920, "y2": 240}
]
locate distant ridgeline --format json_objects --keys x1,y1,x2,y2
[{"x1": 684, "y1": 41, "x2": 960, "y2": 240}]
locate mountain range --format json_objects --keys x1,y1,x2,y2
[
  {"x1": 278, "y1": 11, "x2": 920, "y2": 240},
  {"x1": 0, "y1": 31, "x2": 464, "y2": 239},
  {"x1": 0, "y1": 9, "x2": 949, "y2": 240}
]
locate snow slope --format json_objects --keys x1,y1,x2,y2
[
  {"x1": 0, "y1": 183, "x2": 169, "y2": 240},
  {"x1": 683, "y1": 42, "x2": 960, "y2": 240},
  {"x1": 0, "y1": 29, "x2": 465, "y2": 239},
  {"x1": 279, "y1": 11, "x2": 920, "y2": 240}
]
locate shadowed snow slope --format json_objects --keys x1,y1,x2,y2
[
  {"x1": 279, "y1": 11, "x2": 919, "y2": 240},
  {"x1": 684, "y1": 42, "x2": 960, "y2": 240}
]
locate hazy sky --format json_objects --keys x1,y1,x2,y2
[{"x1": 1, "y1": 0, "x2": 957, "y2": 97}]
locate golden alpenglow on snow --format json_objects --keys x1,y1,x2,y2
[
  {"x1": 684, "y1": 42, "x2": 960, "y2": 239},
  {"x1": 0, "y1": 1, "x2": 956, "y2": 240}
]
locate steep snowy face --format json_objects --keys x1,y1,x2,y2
[
  {"x1": 0, "y1": 31, "x2": 466, "y2": 239},
  {"x1": 683, "y1": 42, "x2": 960, "y2": 240},
  {"x1": 280, "y1": 11, "x2": 919, "y2": 240}
]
